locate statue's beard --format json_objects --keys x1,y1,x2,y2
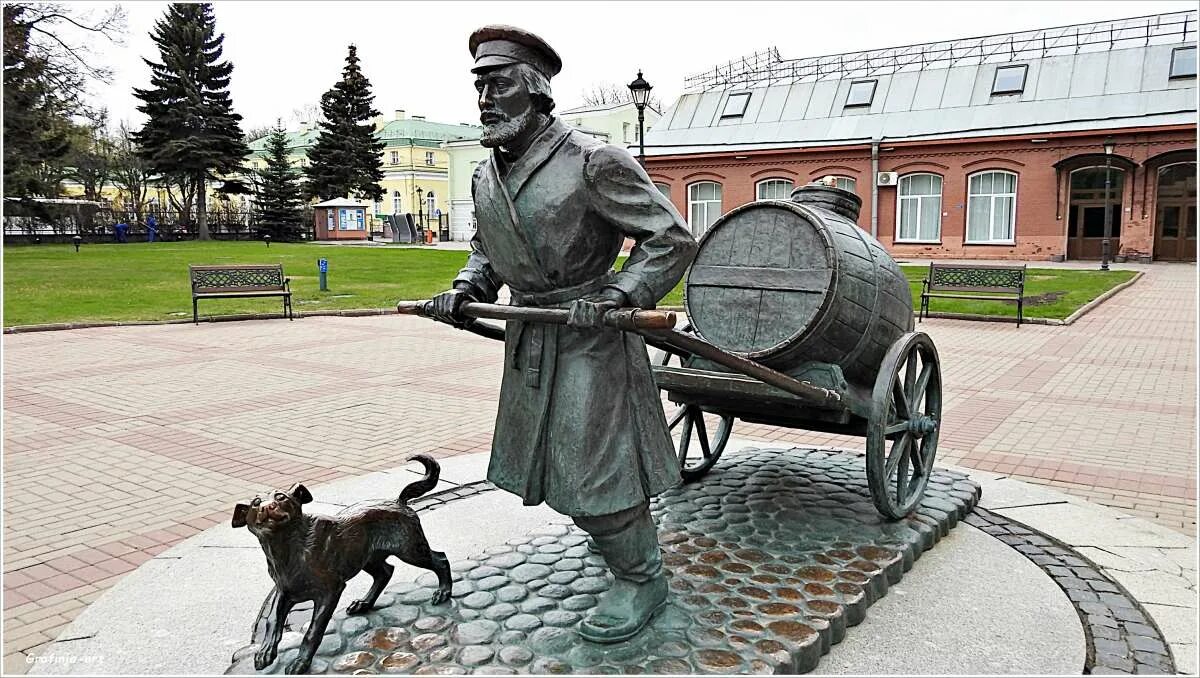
[{"x1": 480, "y1": 108, "x2": 540, "y2": 149}]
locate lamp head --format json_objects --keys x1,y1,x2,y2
[{"x1": 628, "y1": 70, "x2": 652, "y2": 110}]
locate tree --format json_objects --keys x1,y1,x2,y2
[
  {"x1": 66, "y1": 109, "x2": 115, "y2": 202},
  {"x1": 132, "y1": 3, "x2": 248, "y2": 240},
  {"x1": 579, "y1": 82, "x2": 662, "y2": 113},
  {"x1": 110, "y1": 121, "x2": 154, "y2": 218},
  {"x1": 254, "y1": 122, "x2": 305, "y2": 240},
  {"x1": 304, "y1": 44, "x2": 384, "y2": 202},
  {"x1": 3, "y1": 3, "x2": 124, "y2": 199}
]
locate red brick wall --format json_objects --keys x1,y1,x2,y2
[{"x1": 646, "y1": 126, "x2": 1195, "y2": 261}]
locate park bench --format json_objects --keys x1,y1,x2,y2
[
  {"x1": 919, "y1": 262, "x2": 1027, "y2": 327},
  {"x1": 189, "y1": 264, "x2": 293, "y2": 324}
]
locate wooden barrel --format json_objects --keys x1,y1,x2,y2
[{"x1": 683, "y1": 184, "x2": 913, "y2": 385}]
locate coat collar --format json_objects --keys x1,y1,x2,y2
[{"x1": 493, "y1": 117, "x2": 572, "y2": 198}]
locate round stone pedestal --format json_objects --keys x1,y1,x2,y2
[{"x1": 227, "y1": 447, "x2": 980, "y2": 675}]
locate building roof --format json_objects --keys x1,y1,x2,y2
[
  {"x1": 559, "y1": 100, "x2": 663, "y2": 116},
  {"x1": 313, "y1": 198, "x2": 369, "y2": 208},
  {"x1": 248, "y1": 117, "x2": 482, "y2": 155},
  {"x1": 646, "y1": 11, "x2": 1198, "y2": 156}
]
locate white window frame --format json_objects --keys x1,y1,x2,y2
[
  {"x1": 965, "y1": 170, "x2": 1018, "y2": 244},
  {"x1": 755, "y1": 178, "x2": 794, "y2": 200},
  {"x1": 392, "y1": 192, "x2": 402, "y2": 215},
  {"x1": 687, "y1": 181, "x2": 723, "y2": 237},
  {"x1": 426, "y1": 192, "x2": 436, "y2": 217},
  {"x1": 390, "y1": 150, "x2": 399, "y2": 165},
  {"x1": 828, "y1": 176, "x2": 857, "y2": 195},
  {"x1": 895, "y1": 173, "x2": 943, "y2": 243},
  {"x1": 425, "y1": 151, "x2": 435, "y2": 166}
]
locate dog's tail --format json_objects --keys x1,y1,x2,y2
[{"x1": 399, "y1": 454, "x2": 441, "y2": 504}]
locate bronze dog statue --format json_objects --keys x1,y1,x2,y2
[{"x1": 232, "y1": 455, "x2": 452, "y2": 674}]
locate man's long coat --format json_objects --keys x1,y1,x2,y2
[{"x1": 452, "y1": 117, "x2": 698, "y2": 517}]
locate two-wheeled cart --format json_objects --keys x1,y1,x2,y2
[{"x1": 399, "y1": 183, "x2": 943, "y2": 519}]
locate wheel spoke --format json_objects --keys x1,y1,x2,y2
[
  {"x1": 694, "y1": 410, "x2": 712, "y2": 460},
  {"x1": 885, "y1": 432, "x2": 911, "y2": 478},
  {"x1": 884, "y1": 421, "x2": 908, "y2": 436},
  {"x1": 909, "y1": 437, "x2": 925, "y2": 476},
  {"x1": 677, "y1": 408, "x2": 694, "y2": 467},
  {"x1": 891, "y1": 378, "x2": 910, "y2": 419},
  {"x1": 895, "y1": 444, "x2": 910, "y2": 501},
  {"x1": 913, "y1": 361, "x2": 933, "y2": 408}
]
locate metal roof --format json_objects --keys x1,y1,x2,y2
[
  {"x1": 248, "y1": 118, "x2": 482, "y2": 156},
  {"x1": 646, "y1": 11, "x2": 1197, "y2": 156}
]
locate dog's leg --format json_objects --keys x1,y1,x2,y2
[
  {"x1": 287, "y1": 588, "x2": 340, "y2": 675},
  {"x1": 254, "y1": 587, "x2": 293, "y2": 671},
  {"x1": 347, "y1": 556, "x2": 393, "y2": 615},
  {"x1": 398, "y1": 546, "x2": 453, "y2": 605}
]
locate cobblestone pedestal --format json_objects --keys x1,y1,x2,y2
[{"x1": 227, "y1": 447, "x2": 981, "y2": 675}]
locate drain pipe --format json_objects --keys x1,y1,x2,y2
[{"x1": 870, "y1": 136, "x2": 881, "y2": 238}]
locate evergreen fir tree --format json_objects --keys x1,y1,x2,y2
[
  {"x1": 304, "y1": 45, "x2": 384, "y2": 201},
  {"x1": 254, "y1": 123, "x2": 305, "y2": 241},
  {"x1": 132, "y1": 3, "x2": 248, "y2": 240}
]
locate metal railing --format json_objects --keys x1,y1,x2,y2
[{"x1": 684, "y1": 11, "x2": 1197, "y2": 92}]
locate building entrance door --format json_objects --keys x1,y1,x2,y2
[
  {"x1": 1067, "y1": 167, "x2": 1123, "y2": 260},
  {"x1": 1153, "y1": 163, "x2": 1196, "y2": 262}
]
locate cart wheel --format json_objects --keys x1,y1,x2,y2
[
  {"x1": 867, "y1": 332, "x2": 942, "y2": 519},
  {"x1": 672, "y1": 405, "x2": 734, "y2": 482}
]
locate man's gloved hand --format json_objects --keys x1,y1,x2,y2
[
  {"x1": 567, "y1": 288, "x2": 628, "y2": 329},
  {"x1": 428, "y1": 288, "x2": 476, "y2": 329}
]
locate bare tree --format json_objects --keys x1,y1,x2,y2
[
  {"x1": 579, "y1": 82, "x2": 662, "y2": 112},
  {"x1": 8, "y1": 3, "x2": 125, "y2": 114},
  {"x1": 289, "y1": 102, "x2": 324, "y2": 126},
  {"x1": 110, "y1": 121, "x2": 153, "y2": 219}
]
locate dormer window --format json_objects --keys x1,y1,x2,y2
[
  {"x1": 845, "y1": 80, "x2": 876, "y2": 108},
  {"x1": 721, "y1": 92, "x2": 750, "y2": 118},
  {"x1": 1170, "y1": 46, "x2": 1197, "y2": 80},
  {"x1": 992, "y1": 64, "x2": 1028, "y2": 95}
]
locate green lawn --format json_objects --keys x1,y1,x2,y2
[{"x1": 2, "y1": 241, "x2": 1134, "y2": 326}]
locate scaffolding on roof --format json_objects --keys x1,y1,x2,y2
[{"x1": 684, "y1": 10, "x2": 1197, "y2": 92}]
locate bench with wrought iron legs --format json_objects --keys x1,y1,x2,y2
[
  {"x1": 189, "y1": 264, "x2": 293, "y2": 324},
  {"x1": 919, "y1": 262, "x2": 1026, "y2": 327}
]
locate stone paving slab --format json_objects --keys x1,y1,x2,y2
[{"x1": 224, "y1": 448, "x2": 982, "y2": 675}]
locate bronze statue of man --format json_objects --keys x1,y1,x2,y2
[{"x1": 428, "y1": 25, "x2": 698, "y2": 643}]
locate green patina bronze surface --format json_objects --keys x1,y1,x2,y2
[{"x1": 227, "y1": 447, "x2": 981, "y2": 675}]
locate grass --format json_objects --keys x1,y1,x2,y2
[
  {"x1": 900, "y1": 265, "x2": 1136, "y2": 320},
  {"x1": 2, "y1": 241, "x2": 1135, "y2": 327}
]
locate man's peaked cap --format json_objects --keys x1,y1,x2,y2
[{"x1": 469, "y1": 25, "x2": 562, "y2": 80}]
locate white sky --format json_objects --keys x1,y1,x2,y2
[{"x1": 90, "y1": 0, "x2": 1197, "y2": 131}]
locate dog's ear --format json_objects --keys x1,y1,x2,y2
[
  {"x1": 232, "y1": 503, "x2": 250, "y2": 528},
  {"x1": 288, "y1": 483, "x2": 313, "y2": 505}
]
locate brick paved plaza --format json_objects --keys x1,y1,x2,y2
[{"x1": 2, "y1": 263, "x2": 1195, "y2": 670}]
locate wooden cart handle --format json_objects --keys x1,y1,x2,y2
[{"x1": 396, "y1": 300, "x2": 677, "y2": 331}]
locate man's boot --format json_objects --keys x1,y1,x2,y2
[{"x1": 573, "y1": 504, "x2": 668, "y2": 643}]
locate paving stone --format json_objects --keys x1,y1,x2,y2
[{"x1": 224, "y1": 449, "x2": 980, "y2": 675}]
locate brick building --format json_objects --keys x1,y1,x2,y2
[{"x1": 644, "y1": 12, "x2": 1198, "y2": 262}]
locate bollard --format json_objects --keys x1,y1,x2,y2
[{"x1": 318, "y1": 258, "x2": 328, "y2": 291}]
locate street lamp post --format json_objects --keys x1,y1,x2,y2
[
  {"x1": 627, "y1": 70, "x2": 652, "y2": 167},
  {"x1": 1101, "y1": 136, "x2": 1116, "y2": 271},
  {"x1": 415, "y1": 186, "x2": 425, "y2": 244}
]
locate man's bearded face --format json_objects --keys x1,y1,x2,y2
[{"x1": 475, "y1": 66, "x2": 541, "y2": 149}]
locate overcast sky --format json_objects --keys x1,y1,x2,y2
[{"x1": 89, "y1": 1, "x2": 1197, "y2": 132}]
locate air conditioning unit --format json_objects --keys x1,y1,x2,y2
[{"x1": 876, "y1": 172, "x2": 898, "y2": 187}]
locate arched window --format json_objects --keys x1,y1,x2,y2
[
  {"x1": 392, "y1": 190, "x2": 402, "y2": 215},
  {"x1": 426, "y1": 191, "x2": 436, "y2": 217},
  {"x1": 653, "y1": 182, "x2": 671, "y2": 198},
  {"x1": 687, "y1": 181, "x2": 722, "y2": 236},
  {"x1": 756, "y1": 178, "x2": 794, "y2": 200},
  {"x1": 829, "y1": 176, "x2": 857, "y2": 194},
  {"x1": 966, "y1": 170, "x2": 1017, "y2": 243},
  {"x1": 896, "y1": 173, "x2": 942, "y2": 242}
]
